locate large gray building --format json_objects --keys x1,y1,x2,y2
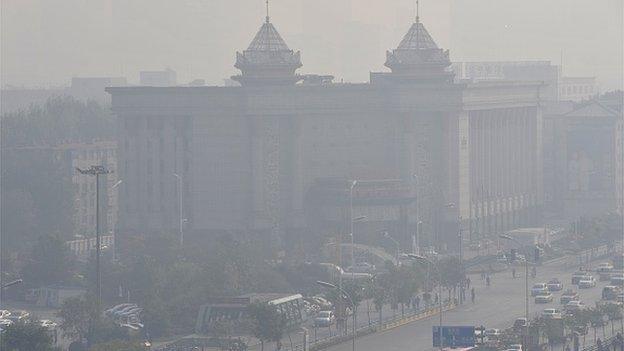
[{"x1": 107, "y1": 14, "x2": 544, "y2": 256}]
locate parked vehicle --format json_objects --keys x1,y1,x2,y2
[
  {"x1": 542, "y1": 308, "x2": 562, "y2": 319},
  {"x1": 0, "y1": 319, "x2": 13, "y2": 331},
  {"x1": 547, "y1": 278, "x2": 563, "y2": 291},
  {"x1": 513, "y1": 317, "x2": 528, "y2": 329},
  {"x1": 7, "y1": 310, "x2": 29, "y2": 323},
  {"x1": 572, "y1": 272, "x2": 586, "y2": 285},
  {"x1": 0, "y1": 310, "x2": 10, "y2": 319},
  {"x1": 535, "y1": 293, "x2": 554, "y2": 303},
  {"x1": 598, "y1": 262, "x2": 614, "y2": 272},
  {"x1": 560, "y1": 289, "x2": 579, "y2": 304},
  {"x1": 610, "y1": 274, "x2": 624, "y2": 287},
  {"x1": 531, "y1": 283, "x2": 548, "y2": 296},
  {"x1": 565, "y1": 300, "x2": 586, "y2": 312},
  {"x1": 314, "y1": 310, "x2": 335, "y2": 327},
  {"x1": 484, "y1": 328, "x2": 501, "y2": 341},
  {"x1": 578, "y1": 277, "x2": 596, "y2": 289}
]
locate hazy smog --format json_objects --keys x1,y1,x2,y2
[{"x1": 1, "y1": 1, "x2": 623, "y2": 351}]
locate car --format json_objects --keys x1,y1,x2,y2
[
  {"x1": 346, "y1": 262, "x2": 376, "y2": 274},
  {"x1": 105, "y1": 303, "x2": 136, "y2": 316},
  {"x1": 602, "y1": 286, "x2": 621, "y2": 300},
  {"x1": 618, "y1": 293, "x2": 624, "y2": 303},
  {"x1": 535, "y1": 293, "x2": 554, "y2": 303},
  {"x1": 597, "y1": 262, "x2": 614, "y2": 272},
  {"x1": 38, "y1": 320, "x2": 57, "y2": 329},
  {"x1": 531, "y1": 283, "x2": 548, "y2": 296},
  {"x1": 578, "y1": 277, "x2": 596, "y2": 289},
  {"x1": 565, "y1": 300, "x2": 586, "y2": 312},
  {"x1": 314, "y1": 310, "x2": 335, "y2": 327},
  {"x1": 7, "y1": 310, "x2": 29, "y2": 323},
  {"x1": 547, "y1": 278, "x2": 563, "y2": 291},
  {"x1": 0, "y1": 319, "x2": 13, "y2": 331},
  {"x1": 513, "y1": 317, "x2": 528, "y2": 329},
  {"x1": 0, "y1": 310, "x2": 10, "y2": 319},
  {"x1": 611, "y1": 274, "x2": 624, "y2": 287},
  {"x1": 484, "y1": 328, "x2": 501, "y2": 340},
  {"x1": 508, "y1": 344, "x2": 523, "y2": 351},
  {"x1": 560, "y1": 289, "x2": 579, "y2": 304},
  {"x1": 542, "y1": 308, "x2": 562, "y2": 319},
  {"x1": 572, "y1": 271, "x2": 587, "y2": 285}
]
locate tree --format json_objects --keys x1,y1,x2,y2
[
  {"x1": 89, "y1": 340, "x2": 146, "y2": 351},
  {"x1": 57, "y1": 294, "x2": 126, "y2": 346},
  {"x1": 0, "y1": 320, "x2": 59, "y2": 351},
  {"x1": 248, "y1": 302, "x2": 286, "y2": 351},
  {"x1": 22, "y1": 234, "x2": 74, "y2": 287}
]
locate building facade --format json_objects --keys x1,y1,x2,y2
[{"x1": 108, "y1": 15, "x2": 544, "y2": 254}]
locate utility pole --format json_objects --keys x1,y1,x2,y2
[
  {"x1": 173, "y1": 173, "x2": 184, "y2": 246},
  {"x1": 77, "y1": 165, "x2": 111, "y2": 311}
]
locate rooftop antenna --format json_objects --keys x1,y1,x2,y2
[
  {"x1": 416, "y1": 0, "x2": 420, "y2": 23},
  {"x1": 266, "y1": 0, "x2": 270, "y2": 23}
]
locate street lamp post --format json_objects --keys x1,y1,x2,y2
[
  {"x1": 111, "y1": 179, "x2": 123, "y2": 261},
  {"x1": 317, "y1": 281, "x2": 356, "y2": 351},
  {"x1": 350, "y1": 215, "x2": 366, "y2": 279},
  {"x1": 173, "y1": 173, "x2": 184, "y2": 247},
  {"x1": 383, "y1": 231, "x2": 401, "y2": 264},
  {"x1": 407, "y1": 254, "x2": 443, "y2": 351},
  {"x1": 500, "y1": 234, "x2": 529, "y2": 350},
  {"x1": 77, "y1": 165, "x2": 111, "y2": 311}
]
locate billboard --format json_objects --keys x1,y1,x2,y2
[{"x1": 433, "y1": 326, "x2": 475, "y2": 348}]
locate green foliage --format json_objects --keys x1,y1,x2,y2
[
  {"x1": 0, "y1": 320, "x2": 59, "y2": 351},
  {"x1": 21, "y1": 234, "x2": 74, "y2": 287},
  {"x1": 248, "y1": 302, "x2": 286, "y2": 348},
  {"x1": 58, "y1": 294, "x2": 128, "y2": 345},
  {"x1": 437, "y1": 257, "x2": 465, "y2": 289}
]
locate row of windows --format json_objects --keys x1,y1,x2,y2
[{"x1": 561, "y1": 85, "x2": 594, "y2": 95}]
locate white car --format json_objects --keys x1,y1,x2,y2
[
  {"x1": 531, "y1": 283, "x2": 548, "y2": 296},
  {"x1": 542, "y1": 308, "x2": 562, "y2": 319},
  {"x1": 0, "y1": 310, "x2": 10, "y2": 319},
  {"x1": 38, "y1": 320, "x2": 57, "y2": 329},
  {"x1": 0, "y1": 319, "x2": 13, "y2": 330},
  {"x1": 7, "y1": 310, "x2": 29, "y2": 323},
  {"x1": 578, "y1": 277, "x2": 596, "y2": 289},
  {"x1": 611, "y1": 274, "x2": 624, "y2": 287},
  {"x1": 508, "y1": 345, "x2": 523, "y2": 351},
  {"x1": 484, "y1": 328, "x2": 501, "y2": 340}
]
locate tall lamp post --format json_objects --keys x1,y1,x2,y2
[
  {"x1": 350, "y1": 215, "x2": 367, "y2": 279},
  {"x1": 500, "y1": 234, "x2": 529, "y2": 350},
  {"x1": 77, "y1": 165, "x2": 111, "y2": 311},
  {"x1": 383, "y1": 231, "x2": 401, "y2": 264},
  {"x1": 173, "y1": 173, "x2": 184, "y2": 247},
  {"x1": 407, "y1": 254, "x2": 443, "y2": 351},
  {"x1": 111, "y1": 180, "x2": 123, "y2": 261},
  {"x1": 317, "y1": 280, "x2": 356, "y2": 351}
]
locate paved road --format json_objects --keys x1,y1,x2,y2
[{"x1": 324, "y1": 261, "x2": 614, "y2": 351}]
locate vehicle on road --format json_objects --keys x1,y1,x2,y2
[
  {"x1": 531, "y1": 283, "x2": 548, "y2": 296},
  {"x1": 513, "y1": 317, "x2": 528, "y2": 329},
  {"x1": 547, "y1": 278, "x2": 563, "y2": 291},
  {"x1": 597, "y1": 262, "x2": 614, "y2": 272},
  {"x1": 0, "y1": 319, "x2": 13, "y2": 331},
  {"x1": 7, "y1": 310, "x2": 29, "y2": 323},
  {"x1": 346, "y1": 262, "x2": 376, "y2": 274},
  {"x1": 507, "y1": 344, "x2": 523, "y2": 351},
  {"x1": 602, "y1": 286, "x2": 622, "y2": 300},
  {"x1": 484, "y1": 328, "x2": 501, "y2": 341},
  {"x1": 618, "y1": 293, "x2": 624, "y2": 303},
  {"x1": 572, "y1": 272, "x2": 586, "y2": 285},
  {"x1": 314, "y1": 310, "x2": 335, "y2": 327},
  {"x1": 565, "y1": 300, "x2": 586, "y2": 312},
  {"x1": 560, "y1": 289, "x2": 579, "y2": 304},
  {"x1": 535, "y1": 293, "x2": 554, "y2": 303},
  {"x1": 610, "y1": 274, "x2": 624, "y2": 287},
  {"x1": 578, "y1": 277, "x2": 596, "y2": 289},
  {"x1": 0, "y1": 310, "x2": 10, "y2": 319},
  {"x1": 542, "y1": 308, "x2": 562, "y2": 319},
  {"x1": 38, "y1": 319, "x2": 57, "y2": 329}
]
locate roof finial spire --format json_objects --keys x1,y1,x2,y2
[
  {"x1": 265, "y1": 0, "x2": 270, "y2": 23},
  {"x1": 416, "y1": 0, "x2": 420, "y2": 23}
]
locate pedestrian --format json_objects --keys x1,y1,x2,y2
[
  {"x1": 486, "y1": 275, "x2": 491, "y2": 287},
  {"x1": 466, "y1": 277, "x2": 471, "y2": 289},
  {"x1": 435, "y1": 292, "x2": 439, "y2": 305},
  {"x1": 512, "y1": 267, "x2": 516, "y2": 278},
  {"x1": 471, "y1": 288, "x2": 475, "y2": 303},
  {"x1": 481, "y1": 269, "x2": 486, "y2": 280},
  {"x1": 415, "y1": 295, "x2": 421, "y2": 309}
]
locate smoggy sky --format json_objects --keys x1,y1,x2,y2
[{"x1": 1, "y1": 0, "x2": 622, "y2": 89}]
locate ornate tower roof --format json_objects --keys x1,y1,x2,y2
[
  {"x1": 232, "y1": 13, "x2": 302, "y2": 86},
  {"x1": 384, "y1": 18, "x2": 453, "y2": 84}
]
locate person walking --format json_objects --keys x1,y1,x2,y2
[
  {"x1": 486, "y1": 275, "x2": 491, "y2": 287},
  {"x1": 471, "y1": 288, "x2": 475, "y2": 303},
  {"x1": 512, "y1": 267, "x2": 516, "y2": 278},
  {"x1": 415, "y1": 295, "x2": 421, "y2": 310},
  {"x1": 466, "y1": 277, "x2": 471, "y2": 289}
]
